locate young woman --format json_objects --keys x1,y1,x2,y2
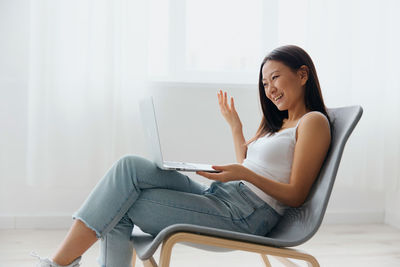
[{"x1": 33, "y1": 45, "x2": 331, "y2": 267}]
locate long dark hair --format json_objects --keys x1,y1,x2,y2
[{"x1": 248, "y1": 45, "x2": 330, "y2": 144}]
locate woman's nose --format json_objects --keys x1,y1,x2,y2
[{"x1": 267, "y1": 85, "x2": 277, "y2": 96}]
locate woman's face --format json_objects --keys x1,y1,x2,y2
[{"x1": 261, "y1": 60, "x2": 308, "y2": 111}]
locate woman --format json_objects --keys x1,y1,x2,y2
[{"x1": 33, "y1": 45, "x2": 331, "y2": 267}]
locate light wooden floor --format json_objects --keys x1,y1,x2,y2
[{"x1": 1, "y1": 224, "x2": 399, "y2": 267}]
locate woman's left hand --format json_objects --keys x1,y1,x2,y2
[{"x1": 196, "y1": 164, "x2": 251, "y2": 182}]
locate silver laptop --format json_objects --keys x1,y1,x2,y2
[{"x1": 139, "y1": 96, "x2": 220, "y2": 173}]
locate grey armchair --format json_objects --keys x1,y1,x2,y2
[{"x1": 131, "y1": 106, "x2": 363, "y2": 267}]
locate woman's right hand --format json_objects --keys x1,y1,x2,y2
[{"x1": 217, "y1": 90, "x2": 242, "y2": 131}]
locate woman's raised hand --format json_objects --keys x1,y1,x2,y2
[{"x1": 217, "y1": 90, "x2": 242, "y2": 130}]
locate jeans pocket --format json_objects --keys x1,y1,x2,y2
[{"x1": 236, "y1": 182, "x2": 264, "y2": 210}]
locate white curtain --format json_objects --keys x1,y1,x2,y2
[
  {"x1": 304, "y1": 0, "x2": 400, "y2": 195},
  {"x1": 26, "y1": 0, "x2": 400, "y2": 199},
  {"x1": 27, "y1": 0, "x2": 149, "y2": 186}
]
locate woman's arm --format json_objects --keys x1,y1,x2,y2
[
  {"x1": 217, "y1": 90, "x2": 247, "y2": 163},
  {"x1": 231, "y1": 126, "x2": 247, "y2": 163},
  {"x1": 198, "y1": 112, "x2": 331, "y2": 207}
]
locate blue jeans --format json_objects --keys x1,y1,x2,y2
[{"x1": 72, "y1": 155, "x2": 281, "y2": 267}]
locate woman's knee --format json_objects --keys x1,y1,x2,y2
[
  {"x1": 116, "y1": 154, "x2": 154, "y2": 174},
  {"x1": 117, "y1": 154, "x2": 148, "y2": 166}
]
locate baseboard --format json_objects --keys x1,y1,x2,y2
[
  {"x1": 0, "y1": 211, "x2": 386, "y2": 229},
  {"x1": 0, "y1": 215, "x2": 73, "y2": 229},
  {"x1": 385, "y1": 211, "x2": 400, "y2": 230},
  {"x1": 0, "y1": 216, "x2": 15, "y2": 229},
  {"x1": 322, "y1": 210, "x2": 385, "y2": 224}
]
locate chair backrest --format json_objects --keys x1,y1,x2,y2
[{"x1": 266, "y1": 106, "x2": 363, "y2": 246}]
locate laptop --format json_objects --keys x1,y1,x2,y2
[{"x1": 139, "y1": 96, "x2": 220, "y2": 173}]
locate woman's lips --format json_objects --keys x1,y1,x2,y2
[{"x1": 274, "y1": 93, "x2": 283, "y2": 102}]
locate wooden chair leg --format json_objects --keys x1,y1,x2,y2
[
  {"x1": 132, "y1": 249, "x2": 136, "y2": 267},
  {"x1": 274, "y1": 256, "x2": 301, "y2": 266},
  {"x1": 158, "y1": 232, "x2": 319, "y2": 267},
  {"x1": 143, "y1": 256, "x2": 158, "y2": 267},
  {"x1": 158, "y1": 237, "x2": 176, "y2": 267},
  {"x1": 260, "y1": 254, "x2": 272, "y2": 267}
]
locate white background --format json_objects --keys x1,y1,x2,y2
[{"x1": 0, "y1": 0, "x2": 399, "y2": 229}]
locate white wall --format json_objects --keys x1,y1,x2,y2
[{"x1": 0, "y1": 0, "x2": 396, "y2": 229}]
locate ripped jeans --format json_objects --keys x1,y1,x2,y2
[{"x1": 72, "y1": 155, "x2": 281, "y2": 267}]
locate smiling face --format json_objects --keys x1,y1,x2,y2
[{"x1": 262, "y1": 60, "x2": 308, "y2": 112}]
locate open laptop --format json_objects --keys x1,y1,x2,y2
[{"x1": 139, "y1": 96, "x2": 220, "y2": 173}]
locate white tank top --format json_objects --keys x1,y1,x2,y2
[{"x1": 242, "y1": 112, "x2": 322, "y2": 215}]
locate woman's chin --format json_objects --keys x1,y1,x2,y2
[{"x1": 275, "y1": 104, "x2": 286, "y2": 111}]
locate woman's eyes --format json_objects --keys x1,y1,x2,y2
[{"x1": 263, "y1": 76, "x2": 279, "y2": 87}]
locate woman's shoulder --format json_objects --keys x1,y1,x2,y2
[
  {"x1": 302, "y1": 111, "x2": 329, "y2": 123},
  {"x1": 296, "y1": 111, "x2": 331, "y2": 138}
]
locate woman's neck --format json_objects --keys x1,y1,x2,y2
[{"x1": 287, "y1": 105, "x2": 309, "y2": 122}]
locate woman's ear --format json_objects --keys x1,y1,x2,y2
[{"x1": 298, "y1": 65, "x2": 309, "y2": 86}]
